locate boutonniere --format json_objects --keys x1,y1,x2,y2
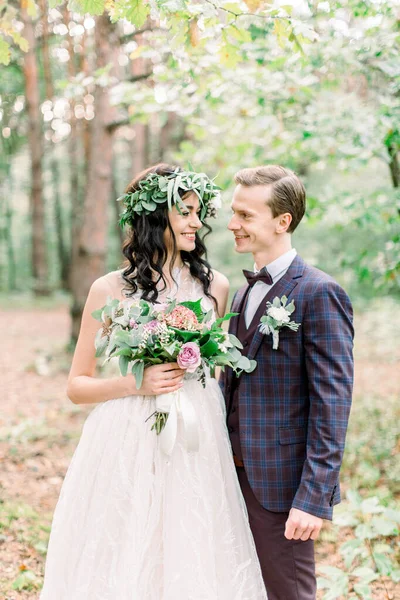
[{"x1": 259, "y1": 296, "x2": 300, "y2": 350}]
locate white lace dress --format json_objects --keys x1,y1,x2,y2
[{"x1": 40, "y1": 267, "x2": 267, "y2": 600}]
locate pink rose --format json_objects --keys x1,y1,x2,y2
[{"x1": 177, "y1": 342, "x2": 201, "y2": 373}]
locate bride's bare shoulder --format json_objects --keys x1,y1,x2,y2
[
  {"x1": 210, "y1": 269, "x2": 229, "y2": 317},
  {"x1": 211, "y1": 269, "x2": 229, "y2": 294},
  {"x1": 88, "y1": 270, "x2": 124, "y2": 301}
]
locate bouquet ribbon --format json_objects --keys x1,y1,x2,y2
[{"x1": 156, "y1": 388, "x2": 199, "y2": 456}]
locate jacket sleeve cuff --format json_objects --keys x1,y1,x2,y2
[
  {"x1": 291, "y1": 482, "x2": 340, "y2": 520},
  {"x1": 291, "y1": 499, "x2": 334, "y2": 521}
]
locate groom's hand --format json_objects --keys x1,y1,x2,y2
[{"x1": 284, "y1": 508, "x2": 323, "y2": 541}]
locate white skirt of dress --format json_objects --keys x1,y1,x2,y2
[{"x1": 40, "y1": 377, "x2": 267, "y2": 600}]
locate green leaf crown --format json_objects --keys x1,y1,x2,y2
[{"x1": 117, "y1": 167, "x2": 222, "y2": 228}]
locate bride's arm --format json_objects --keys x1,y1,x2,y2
[
  {"x1": 210, "y1": 270, "x2": 229, "y2": 380},
  {"x1": 210, "y1": 269, "x2": 230, "y2": 318},
  {"x1": 67, "y1": 277, "x2": 185, "y2": 405}
]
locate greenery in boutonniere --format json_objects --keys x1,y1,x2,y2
[{"x1": 259, "y1": 295, "x2": 300, "y2": 350}]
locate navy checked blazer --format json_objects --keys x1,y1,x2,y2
[{"x1": 220, "y1": 255, "x2": 354, "y2": 520}]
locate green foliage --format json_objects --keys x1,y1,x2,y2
[
  {"x1": 117, "y1": 168, "x2": 221, "y2": 227},
  {"x1": 1, "y1": 0, "x2": 399, "y2": 297},
  {"x1": 0, "y1": 500, "x2": 52, "y2": 592},
  {"x1": 0, "y1": 37, "x2": 10, "y2": 66},
  {"x1": 317, "y1": 493, "x2": 400, "y2": 599},
  {"x1": 0, "y1": 0, "x2": 36, "y2": 65},
  {"x1": 12, "y1": 569, "x2": 41, "y2": 592},
  {"x1": 110, "y1": 0, "x2": 151, "y2": 27},
  {"x1": 75, "y1": 0, "x2": 106, "y2": 15}
]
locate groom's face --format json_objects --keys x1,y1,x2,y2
[{"x1": 228, "y1": 184, "x2": 278, "y2": 254}]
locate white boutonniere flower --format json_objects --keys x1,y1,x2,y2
[{"x1": 259, "y1": 296, "x2": 300, "y2": 350}]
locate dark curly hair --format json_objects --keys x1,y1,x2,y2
[{"x1": 120, "y1": 163, "x2": 218, "y2": 310}]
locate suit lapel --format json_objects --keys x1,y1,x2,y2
[
  {"x1": 247, "y1": 255, "x2": 305, "y2": 360},
  {"x1": 229, "y1": 284, "x2": 250, "y2": 337}
]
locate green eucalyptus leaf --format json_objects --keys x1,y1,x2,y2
[
  {"x1": 131, "y1": 360, "x2": 144, "y2": 389},
  {"x1": 119, "y1": 355, "x2": 130, "y2": 376},
  {"x1": 273, "y1": 297, "x2": 282, "y2": 308}
]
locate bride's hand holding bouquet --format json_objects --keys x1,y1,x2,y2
[{"x1": 92, "y1": 295, "x2": 256, "y2": 453}]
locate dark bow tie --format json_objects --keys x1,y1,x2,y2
[{"x1": 243, "y1": 266, "x2": 273, "y2": 287}]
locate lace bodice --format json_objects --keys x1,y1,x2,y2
[{"x1": 105, "y1": 265, "x2": 215, "y2": 317}]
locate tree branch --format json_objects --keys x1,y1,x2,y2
[
  {"x1": 205, "y1": 0, "x2": 292, "y2": 21},
  {"x1": 106, "y1": 118, "x2": 131, "y2": 132},
  {"x1": 128, "y1": 71, "x2": 153, "y2": 83},
  {"x1": 119, "y1": 26, "x2": 162, "y2": 44}
]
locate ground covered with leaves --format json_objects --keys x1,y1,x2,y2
[{"x1": 0, "y1": 296, "x2": 399, "y2": 599}]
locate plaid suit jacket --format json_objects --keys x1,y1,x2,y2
[{"x1": 220, "y1": 255, "x2": 354, "y2": 520}]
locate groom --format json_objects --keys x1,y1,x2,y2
[{"x1": 221, "y1": 165, "x2": 354, "y2": 599}]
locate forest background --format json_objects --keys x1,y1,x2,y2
[{"x1": 0, "y1": 1, "x2": 399, "y2": 598}]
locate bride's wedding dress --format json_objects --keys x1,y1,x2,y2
[{"x1": 40, "y1": 267, "x2": 267, "y2": 600}]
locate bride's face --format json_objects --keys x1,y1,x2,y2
[{"x1": 164, "y1": 192, "x2": 202, "y2": 253}]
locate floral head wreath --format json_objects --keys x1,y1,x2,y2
[{"x1": 117, "y1": 167, "x2": 222, "y2": 228}]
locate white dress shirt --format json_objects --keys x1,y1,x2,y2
[{"x1": 244, "y1": 248, "x2": 297, "y2": 327}]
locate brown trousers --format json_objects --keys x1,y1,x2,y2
[{"x1": 237, "y1": 467, "x2": 317, "y2": 600}]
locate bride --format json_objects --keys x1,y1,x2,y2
[{"x1": 40, "y1": 163, "x2": 267, "y2": 600}]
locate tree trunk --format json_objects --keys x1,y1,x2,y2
[
  {"x1": 132, "y1": 123, "x2": 150, "y2": 174},
  {"x1": 388, "y1": 143, "x2": 399, "y2": 189},
  {"x1": 159, "y1": 112, "x2": 177, "y2": 162},
  {"x1": 51, "y1": 156, "x2": 70, "y2": 289},
  {"x1": 5, "y1": 174, "x2": 17, "y2": 291},
  {"x1": 64, "y1": 6, "x2": 82, "y2": 292},
  {"x1": 21, "y1": 1, "x2": 49, "y2": 295},
  {"x1": 39, "y1": 0, "x2": 53, "y2": 100},
  {"x1": 69, "y1": 14, "x2": 116, "y2": 344},
  {"x1": 0, "y1": 167, "x2": 16, "y2": 290},
  {"x1": 112, "y1": 153, "x2": 125, "y2": 248},
  {"x1": 130, "y1": 31, "x2": 151, "y2": 175},
  {"x1": 40, "y1": 0, "x2": 70, "y2": 290}
]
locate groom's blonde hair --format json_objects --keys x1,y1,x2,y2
[{"x1": 234, "y1": 165, "x2": 306, "y2": 233}]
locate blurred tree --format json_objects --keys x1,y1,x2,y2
[
  {"x1": 0, "y1": 61, "x2": 25, "y2": 290},
  {"x1": 39, "y1": 0, "x2": 70, "y2": 290},
  {"x1": 1, "y1": 0, "x2": 398, "y2": 335},
  {"x1": 20, "y1": 0, "x2": 49, "y2": 295},
  {"x1": 69, "y1": 14, "x2": 117, "y2": 342}
]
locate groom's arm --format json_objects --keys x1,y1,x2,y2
[{"x1": 291, "y1": 279, "x2": 354, "y2": 521}]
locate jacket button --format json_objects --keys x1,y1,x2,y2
[
  {"x1": 243, "y1": 341, "x2": 249, "y2": 347},
  {"x1": 228, "y1": 426, "x2": 234, "y2": 433},
  {"x1": 231, "y1": 406, "x2": 236, "y2": 413}
]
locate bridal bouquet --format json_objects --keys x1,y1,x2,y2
[{"x1": 92, "y1": 297, "x2": 255, "y2": 453}]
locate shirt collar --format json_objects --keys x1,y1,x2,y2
[{"x1": 254, "y1": 248, "x2": 297, "y2": 282}]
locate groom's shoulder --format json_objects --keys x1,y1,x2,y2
[
  {"x1": 300, "y1": 259, "x2": 349, "y2": 299},
  {"x1": 302, "y1": 261, "x2": 336, "y2": 285}
]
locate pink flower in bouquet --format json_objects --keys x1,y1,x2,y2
[
  {"x1": 143, "y1": 319, "x2": 161, "y2": 335},
  {"x1": 129, "y1": 318, "x2": 138, "y2": 329},
  {"x1": 163, "y1": 306, "x2": 202, "y2": 331},
  {"x1": 177, "y1": 342, "x2": 201, "y2": 372},
  {"x1": 143, "y1": 320, "x2": 159, "y2": 332}
]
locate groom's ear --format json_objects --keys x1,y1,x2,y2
[{"x1": 276, "y1": 212, "x2": 292, "y2": 233}]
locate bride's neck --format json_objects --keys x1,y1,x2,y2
[
  {"x1": 149, "y1": 256, "x2": 185, "y2": 283},
  {"x1": 161, "y1": 255, "x2": 185, "y2": 275}
]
